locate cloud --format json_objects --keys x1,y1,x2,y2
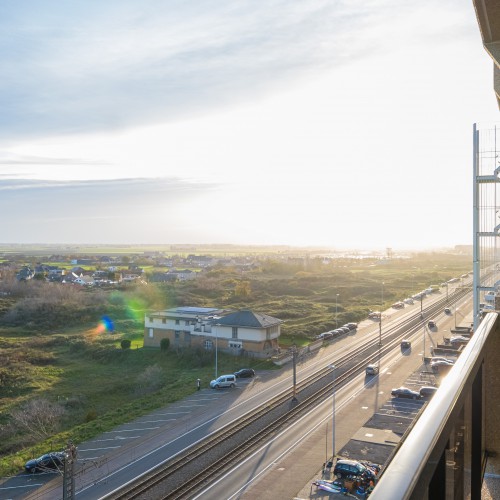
[{"x1": 1, "y1": 0, "x2": 469, "y2": 140}]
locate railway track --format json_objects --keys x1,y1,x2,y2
[{"x1": 105, "y1": 287, "x2": 471, "y2": 499}]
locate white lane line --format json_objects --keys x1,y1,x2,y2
[
  {"x1": 104, "y1": 427, "x2": 159, "y2": 433},
  {"x1": 0, "y1": 483, "x2": 44, "y2": 490},
  {"x1": 88, "y1": 436, "x2": 139, "y2": 443},
  {"x1": 151, "y1": 411, "x2": 190, "y2": 415},
  {"x1": 137, "y1": 419, "x2": 176, "y2": 424},
  {"x1": 78, "y1": 446, "x2": 121, "y2": 452}
]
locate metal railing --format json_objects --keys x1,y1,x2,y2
[{"x1": 370, "y1": 312, "x2": 499, "y2": 499}]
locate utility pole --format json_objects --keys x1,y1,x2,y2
[
  {"x1": 63, "y1": 440, "x2": 77, "y2": 500},
  {"x1": 292, "y1": 346, "x2": 298, "y2": 402}
]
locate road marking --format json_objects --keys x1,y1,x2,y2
[
  {"x1": 137, "y1": 419, "x2": 176, "y2": 424},
  {"x1": 0, "y1": 483, "x2": 43, "y2": 490},
  {"x1": 104, "y1": 427, "x2": 159, "y2": 433},
  {"x1": 78, "y1": 446, "x2": 121, "y2": 452}
]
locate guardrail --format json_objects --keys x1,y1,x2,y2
[{"x1": 370, "y1": 312, "x2": 499, "y2": 499}]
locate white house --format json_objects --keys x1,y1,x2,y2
[{"x1": 144, "y1": 307, "x2": 282, "y2": 358}]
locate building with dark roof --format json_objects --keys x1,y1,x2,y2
[{"x1": 144, "y1": 307, "x2": 282, "y2": 358}]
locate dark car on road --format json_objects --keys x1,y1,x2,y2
[
  {"x1": 25, "y1": 452, "x2": 65, "y2": 473},
  {"x1": 391, "y1": 386, "x2": 420, "y2": 399},
  {"x1": 401, "y1": 339, "x2": 411, "y2": 349},
  {"x1": 234, "y1": 368, "x2": 255, "y2": 378},
  {"x1": 428, "y1": 320, "x2": 436, "y2": 329}
]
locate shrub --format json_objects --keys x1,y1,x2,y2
[
  {"x1": 120, "y1": 339, "x2": 131, "y2": 350},
  {"x1": 160, "y1": 338, "x2": 170, "y2": 351}
]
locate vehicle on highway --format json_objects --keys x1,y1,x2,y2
[
  {"x1": 333, "y1": 459, "x2": 377, "y2": 481},
  {"x1": 365, "y1": 364, "x2": 379, "y2": 376},
  {"x1": 25, "y1": 452, "x2": 65, "y2": 473},
  {"x1": 428, "y1": 320, "x2": 436, "y2": 329},
  {"x1": 391, "y1": 386, "x2": 420, "y2": 399},
  {"x1": 444, "y1": 308, "x2": 451, "y2": 314},
  {"x1": 210, "y1": 374, "x2": 237, "y2": 389},
  {"x1": 234, "y1": 368, "x2": 255, "y2": 378},
  {"x1": 419, "y1": 386, "x2": 438, "y2": 398},
  {"x1": 401, "y1": 339, "x2": 411, "y2": 349}
]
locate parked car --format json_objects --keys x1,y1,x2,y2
[
  {"x1": 25, "y1": 452, "x2": 65, "y2": 473},
  {"x1": 365, "y1": 364, "x2": 379, "y2": 376},
  {"x1": 419, "y1": 386, "x2": 438, "y2": 398},
  {"x1": 234, "y1": 368, "x2": 255, "y2": 378},
  {"x1": 346, "y1": 322, "x2": 358, "y2": 330},
  {"x1": 444, "y1": 308, "x2": 451, "y2": 314},
  {"x1": 428, "y1": 320, "x2": 436, "y2": 328},
  {"x1": 401, "y1": 339, "x2": 411, "y2": 349},
  {"x1": 391, "y1": 387, "x2": 420, "y2": 399},
  {"x1": 334, "y1": 459, "x2": 377, "y2": 481},
  {"x1": 403, "y1": 298, "x2": 414, "y2": 305},
  {"x1": 430, "y1": 357, "x2": 454, "y2": 365},
  {"x1": 210, "y1": 374, "x2": 237, "y2": 389},
  {"x1": 317, "y1": 332, "x2": 333, "y2": 340},
  {"x1": 339, "y1": 326, "x2": 351, "y2": 334},
  {"x1": 431, "y1": 360, "x2": 454, "y2": 372}
]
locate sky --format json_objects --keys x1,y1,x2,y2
[{"x1": 0, "y1": 0, "x2": 498, "y2": 250}]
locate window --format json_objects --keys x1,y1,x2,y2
[
  {"x1": 229, "y1": 341, "x2": 242, "y2": 349},
  {"x1": 204, "y1": 340, "x2": 213, "y2": 350},
  {"x1": 174, "y1": 330, "x2": 180, "y2": 339},
  {"x1": 148, "y1": 328, "x2": 154, "y2": 338},
  {"x1": 232, "y1": 327, "x2": 238, "y2": 339},
  {"x1": 162, "y1": 318, "x2": 166, "y2": 324},
  {"x1": 175, "y1": 319, "x2": 180, "y2": 325},
  {"x1": 185, "y1": 320, "x2": 189, "y2": 326},
  {"x1": 149, "y1": 317, "x2": 153, "y2": 322}
]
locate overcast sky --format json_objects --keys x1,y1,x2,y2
[{"x1": 1, "y1": 0, "x2": 498, "y2": 250}]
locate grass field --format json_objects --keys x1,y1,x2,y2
[{"x1": 0, "y1": 250, "x2": 472, "y2": 477}]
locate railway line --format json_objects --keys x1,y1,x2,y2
[{"x1": 104, "y1": 286, "x2": 471, "y2": 499}]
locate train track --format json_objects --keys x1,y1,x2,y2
[{"x1": 105, "y1": 287, "x2": 471, "y2": 499}]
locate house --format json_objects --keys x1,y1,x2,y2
[{"x1": 144, "y1": 307, "x2": 282, "y2": 358}]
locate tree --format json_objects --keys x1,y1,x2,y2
[
  {"x1": 120, "y1": 339, "x2": 131, "y2": 349},
  {"x1": 10, "y1": 398, "x2": 66, "y2": 441}
]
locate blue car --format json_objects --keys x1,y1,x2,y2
[{"x1": 25, "y1": 452, "x2": 65, "y2": 473}]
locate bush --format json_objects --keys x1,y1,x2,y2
[
  {"x1": 120, "y1": 339, "x2": 131, "y2": 350},
  {"x1": 160, "y1": 338, "x2": 170, "y2": 351}
]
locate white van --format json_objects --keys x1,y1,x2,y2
[{"x1": 210, "y1": 374, "x2": 237, "y2": 389}]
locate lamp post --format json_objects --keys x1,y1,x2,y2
[
  {"x1": 214, "y1": 325, "x2": 219, "y2": 379},
  {"x1": 328, "y1": 364, "x2": 336, "y2": 465},
  {"x1": 335, "y1": 294, "x2": 339, "y2": 328}
]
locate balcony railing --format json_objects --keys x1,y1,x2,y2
[{"x1": 370, "y1": 312, "x2": 500, "y2": 499}]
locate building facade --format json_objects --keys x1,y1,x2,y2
[{"x1": 144, "y1": 307, "x2": 282, "y2": 358}]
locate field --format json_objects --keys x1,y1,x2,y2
[{"x1": 0, "y1": 249, "x2": 471, "y2": 476}]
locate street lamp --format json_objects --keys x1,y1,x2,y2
[
  {"x1": 328, "y1": 364, "x2": 336, "y2": 466},
  {"x1": 335, "y1": 294, "x2": 339, "y2": 328},
  {"x1": 214, "y1": 324, "x2": 219, "y2": 379}
]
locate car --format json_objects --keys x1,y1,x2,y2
[
  {"x1": 210, "y1": 374, "x2": 237, "y2": 389},
  {"x1": 234, "y1": 368, "x2": 255, "y2": 378},
  {"x1": 346, "y1": 322, "x2": 358, "y2": 330},
  {"x1": 391, "y1": 386, "x2": 420, "y2": 399},
  {"x1": 317, "y1": 332, "x2": 333, "y2": 340},
  {"x1": 365, "y1": 364, "x2": 379, "y2": 376},
  {"x1": 25, "y1": 452, "x2": 65, "y2": 473},
  {"x1": 401, "y1": 339, "x2": 411, "y2": 349},
  {"x1": 339, "y1": 326, "x2": 351, "y2": 334},
  {"x1": 449, "y1": 336, "x2": 469, "y2": 344},
  {"x1": 444, "y1": 308, "x2": 451, "y2": 314},
  {"x1": 430, "y1": 357, "x2": 454, "y2": 365},
  {"x1": 403, "y1": 298, "x2": 414, "y2": 305},
  {"x1": 333, "y1": 459, "x2": 377, "y2": 481},
  {"x1": 419, "y1": 386, "x2": 438, "y2": 398},
  {"x1": 428, "y1": 320, "x2": 436, "y2": 328},
  {"x1": 368, "y1": 311, "x2": 381, "y2": 320},
  {"x1": 431, "y1": 361, "x2": 454, "y2": 373}
]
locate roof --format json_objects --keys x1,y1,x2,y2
[
  {"x1": 166, "y1": 307, "x2": 221, "y2": 315},
  {"x1": 216, "y1": 310, "x2": 282, "y2": 328}
]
